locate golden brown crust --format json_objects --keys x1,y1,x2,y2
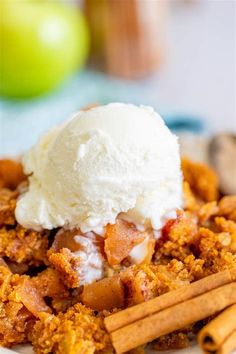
[
  {"x1": 48, "y1": 248, "x2": 81, "y2": 288},
  {"x1": 0, "y1": 187, "x2": 49, "y2": 267},
  {"x1": 30, "y1": 304, "x2": 112, "y2": 354},
  {"x1": 182, "y1": 157, "x2": 219, "y2": 202},
  {"x1": 0, "y1": 225, "x2": 49, "y2": 266},
  {"x1": 0, "y1": 266, "x2": 36, "y2": 346},
  {"x1": 0, "y1": 188, "x2": 18, "y2": 226},
  {"x1": 0, "y1": 265, "x2": 72, "y2": 347},
  {"x1": 120, "y1": 260, "x2": 190, "y2": 307}
]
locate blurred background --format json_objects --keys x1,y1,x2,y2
[{"x1": 0, "y1": 0, "x2": 235, "y2": 156}]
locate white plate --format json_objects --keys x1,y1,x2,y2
[
  {"x1": 1, "y1": 344, "x2": 236, "y2": 354},
  {"x1": 0, "y1": 344, "x2": 200, "y2": 354},
  {"x1": 0, "y1": 344, "x2": 202, "y2": 354}
]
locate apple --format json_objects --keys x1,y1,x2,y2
[{"x1": 0, "y1": 0, "x2": 89, "y2": 98}]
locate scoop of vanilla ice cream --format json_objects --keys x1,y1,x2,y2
[{"x1": 15, "y1": 103, "x2": 182, "y2": 233}]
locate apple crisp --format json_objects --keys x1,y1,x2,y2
[{"x1": 0, "y1": 158, "x2": 235, "y2": 353}]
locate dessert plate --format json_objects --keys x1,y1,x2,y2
[
  {"x1": 0, "y1": 344, "x2": 203, "y2": 354},
  {"x1": 1, "y1": 346, "x2": 236, "y2": 354}
]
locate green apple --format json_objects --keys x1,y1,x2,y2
[{"x1": 0, "y1": 0, "x2": 89, "y2": 98}]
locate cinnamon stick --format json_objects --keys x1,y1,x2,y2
[
  {"x1": 198, "y1": 304, "x2": 236, "y2": 354},
  {"x1": 105, "y1": 269, "x2": 236, "y2": 333},
  {"x1": 219, "y1": 330, "x2": 236, "y2": 354},
  {"x1": 110, "y1": 282, "x2": 236, "y2": 354}
]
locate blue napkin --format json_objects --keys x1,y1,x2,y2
[{"x1": 0, "y1": 70, "x2": 204, "y2": 156}]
